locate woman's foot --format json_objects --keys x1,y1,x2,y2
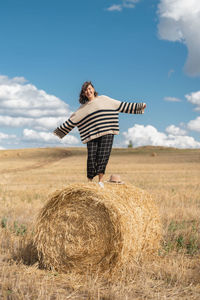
[{"x1": 98, "y1": 182, "x2": 104, "y2": 188}]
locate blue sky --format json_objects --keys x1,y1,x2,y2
[{"x1": 0, "y1": 0, "x2": 200, "y2": 149}]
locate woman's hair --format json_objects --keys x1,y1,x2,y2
[{"x1": 79, "y1": 81, "x2": 98, "y2": 104}]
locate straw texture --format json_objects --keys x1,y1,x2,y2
[{"x1": 34, "y1": 183, "x2": 161, "y2": 274}]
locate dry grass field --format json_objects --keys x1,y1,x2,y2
[{"x1": 0, "y1": 146, "x2": 200, "y2": 299}]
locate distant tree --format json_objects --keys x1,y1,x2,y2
[{"x1": 128, "y1": 140, "x2": 133, "y2": 148}]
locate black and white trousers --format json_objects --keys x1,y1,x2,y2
[{"x1": 86, "y1": 134, "x2": 114, "y2": 179}]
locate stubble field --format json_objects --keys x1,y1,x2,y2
[{"x1": 0, "y1": 146, "x2": 200, "y2": 299}]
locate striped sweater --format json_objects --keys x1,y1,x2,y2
[{"x1": 53, "y1": 95, "x2": 145, "y2": 144}]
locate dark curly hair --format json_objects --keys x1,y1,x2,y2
[{"x1": 79, "y1": 81, "x2": 98, "y2": 104}]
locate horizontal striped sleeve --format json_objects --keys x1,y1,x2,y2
[
  {"x1": 125, "y1": 102, "x2": 131, "y2": 113},
  {"x1": 118, "y1": 102, "x2": 127, "y2": 112},
  {"x1": 134, "y1": 103, "x2": 144, "y2": 114},
  {"x1": 116, "y1": 101, "x2": 145, "y2": 114},
  {"x1": 134, "y1": 103, "x2": 138, "y2": 114},
  {"x1": 53, "y1": 118, "x2": 76, "y2": 139},
  {"x1": 53, "y1": 127, "x2": 66, "y2": 138},
  {"x1": 130, "y1": 103, "x2": 135, "y2": 114}
]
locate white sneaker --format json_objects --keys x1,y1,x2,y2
[{"x1": 98, "y1": 182, "x2": 104, "y2": 188}]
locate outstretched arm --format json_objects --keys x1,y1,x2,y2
[
  {"x1": 117, "y1": 101, "x2": 146, "y2": 114},
  {"x1": 53, "y1": 118, "x2": 75, "y2": 139}
]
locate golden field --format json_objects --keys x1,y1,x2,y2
[{"x1": 0, "y1": 146, "x2": 200, "y2": 299}]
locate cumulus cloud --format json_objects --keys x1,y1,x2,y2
[
  {"x1": 187, "y1": 117, "x2": 200, "y2": 132},
  {"x1": 166, "y1": 125, "x2": 187, "y2": 135},
  {"x1": 0, "y1": 131, "x2": 17, "y2": 149},
  {"x1": 185, "y1": 90, "x2": 200, "y2": 111},
  {"x1": 123, "y1": 124, "x2": 200, "y2": 148},
  {"x1": 0, "y1": 76, "x2": 27, "y2": 85},
  {"x1": 164, "y1": 96, "x2": 181, "y2": 102},
  {"x1": 0, "y1": 75, "x2": 71, "y2": 122},
  {"x1": 184, "y1": 91, "x2": 200, "y2": 132},
  {"x1": 0, "y1": 115, "x2": 69, "y2": 131},
  {"x1": 0, "y1": 132, "x2": 16, "y2": 140},
  {"x1": 106, "y1": 0, "x2": 140, "y2": 11},
  {"x1": 157, "y1": 0, "x2": 200, "y2": 76},
  {"x1": 22, "y1": 129, "x2": 79, "y2": 145},
  {"x1": 0, "y1": 75, "x2": 78, "y2": 148}
]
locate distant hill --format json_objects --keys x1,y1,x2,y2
[{"x1": 0, "y1": 146, "x2": 199, "y2": 160}]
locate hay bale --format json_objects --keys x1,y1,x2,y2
[
  {"x1": 151, "y1": 152, "x2": 157, "y2": 157},
  {"x1": 34, "y1": 183, "x2": 161, "y2": 275}
]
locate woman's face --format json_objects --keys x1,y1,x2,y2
[{"x1": 84, "y1": 85, "x2": 95, "y2": 101}]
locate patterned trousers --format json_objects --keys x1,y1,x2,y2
[{"x1": 86, "y1": 134, "x2": 114, "y2": 179}]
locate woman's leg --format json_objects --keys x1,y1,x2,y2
[
  {"x1": 86, "y1": 138, "x2": 98, "y2": 180},
  {"x1": 98, "y1": 173, "x2": 104, "y2": 182},
  {"x1": 96, "y1": 134, "x2": 114, "y2": 182}
]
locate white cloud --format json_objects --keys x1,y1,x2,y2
[
  {"x1": 0, "y1": 75, "x2": 71, "y2": 126},
  {"x1": 0, "y1": 115, "x2": 69, "y2": 131},
  {"x1": 0, "y1": 132, "x2": 16, "y2": 140},
  {"x1": 164, "y1": 96, "x2": 181, "y2": 102},
  {"x1": 0, "y1": 131, "x2": 17, "y2": 149},
  {"x1": 185, "y1": 91, "x2": 200, "y2": 111},
  {"x1": 184, "y1": 91, "x2": 200, "y2": 132},
  {"x1": 166, "y1": 125, "x2": 187, "y2": 135},
  {"x1": 22, "y1": 129, "x2": 79, "y2": 145},
  {"x1": 187, "y1": 117, "x2": 200, "y2": 132},
  {"x1": 157, "y1": 0, "x2": 200, "y2": 76},
  {"x1": 0, "y1": 116, "x2": 31, "y2": 127},
  {"x1": 106, "y1": 0, "x2": 140, "y2": 11},
  {"x1": 32, "y1": 117, "x2": 70, "y2": 131},
  {"x1": 123, "y1": 124, "x2": 200, "y2": 148},
  {"x1": 0, "y1": 75, "x2": 71, "y2": 120},
  {"x1": 0, "y1": 132, "x2": 10, "y2": 140},
  {"x1": 0, "y1": 75, "x2": 77, "y2": 148},
  {"x1": 107, "y1": 5, "x2": 122, "y2": 12},
  {"x1": 0, "y1": 76, "x2": 27, "y2": 85}
]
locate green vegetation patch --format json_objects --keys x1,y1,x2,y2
[
  {"x1": 163, "y1": 220, "x2": 199, "y2": 255},
  {"x1": 1, "y1": 217, "x2": 27, "y2": 236}
]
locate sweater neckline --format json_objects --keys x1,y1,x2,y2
[{"x1": 87, "y1": 96, "x2": 99, "y2": 104}]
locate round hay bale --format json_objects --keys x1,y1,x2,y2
[
  {"x1": 151, "y1": 152, "x2": 157, "y2": 157},
  {"x1": 34, "y1": 183, "x2": 161, "y2": 275}
]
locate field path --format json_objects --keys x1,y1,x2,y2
[{"x1": 0, "y1": 147, "x2": 72, "y2": 174}]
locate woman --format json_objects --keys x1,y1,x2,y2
[{"x1": 53, "y1": 81, "x2": 146, "y2": 187}]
